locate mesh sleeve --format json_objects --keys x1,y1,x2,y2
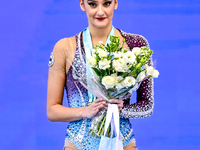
[
  {"x1": 48, "y1": 37, "x2": 76, "y2": 74},
  {"x1": 120, "y1": 35, "x2": 154, "y2": 119}
]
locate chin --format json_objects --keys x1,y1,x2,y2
[
  {"x1": 95, "y1": 25, "x2": 108, "y2": 29},
  {"x1": 92, "y1": 21, "x2": 111, "y2": 29}
]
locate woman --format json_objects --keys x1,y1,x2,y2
[{"x1": 47, "y1": 0, "x2": 154, "y2": 150}]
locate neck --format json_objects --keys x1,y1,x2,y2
[{"x1": 88, "y1": 23, "x2": 113, "y2": 44}]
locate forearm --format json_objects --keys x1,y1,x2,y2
[
  {"x1": 47, "y1": 104, "x2": 86, "y2": 122},
  {"x1": 120, "y1": 77, "x2": 154, "y2": 119},
  {"x1": 119, "y1": 33, "x2": 154, "y2": 118},
  {"x1": 120, "y1": 98, "x2": 154, "y2": 119}
]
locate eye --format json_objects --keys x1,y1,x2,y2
[
  {"x1": 88, "y1": 2, "x2": 96, "y2": 7},
  {"x1": 104, "y1": 1, "x2": 112, "y2": 6}
]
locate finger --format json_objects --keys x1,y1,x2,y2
[
  {"x1": 119, "y1": 110, "x2": 122, "y2": 114},
  {"x1": 118, "y1": 105, "x2": 122, "y2": 111},
  {"x1": 104, "y1": 102, "x2": 108, "y2": 107},
  {"x1": 94, "y1": 98, "x2": 103, "y2": 102},
  {"x1": 118, "y1": 107, "x2": 122, "y2": 114},
  {"x1": 109, "y1": 99, "x2": 118, "y2": 104},
  {"x1": 96, "y1": 98, "x2": 107, "y2": 104},
  {"x1": 109, "y1": 99, "x2": 123, "y2": 104},
  {"x1": 95, "y1": 108, "x2": 99, "y2": 114},
  {"x1": 117, "y1": 102, "x2": 123, "y2": 109},
  {"x1": 94, "y1": 103, "x2": 104, "y2": 110},
  {"x1": 92, "y1": 100, "x2": 104, "y2": 107},
  {"x1": 118, "y1": 102, "x2": 123, "y2": 108}
]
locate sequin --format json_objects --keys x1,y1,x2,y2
[
  {"x1": 64, "y1": 30, "x2": 154, "y2": 149},
  {"x1": 48, "y1": 52, "x2": 54, "y2": 67}
]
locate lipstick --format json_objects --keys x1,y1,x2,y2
[{"x1": 96, "y1": 18, "x2": 105, "y2": 21}]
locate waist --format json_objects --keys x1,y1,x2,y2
[{"x1": 67, "y1": 117, "x2": 132, "y2": 136}]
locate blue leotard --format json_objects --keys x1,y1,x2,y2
[{"x1": 63, "y1": 29, "x2": 154, "y2": 150}]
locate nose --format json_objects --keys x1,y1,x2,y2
[{"x1": 96, "y1": 5, "x2": 104, "y2": 16}]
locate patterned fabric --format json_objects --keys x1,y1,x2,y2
[
  {"x1": 119, "y1": 30, "x2": 154, "y2": 119},
  {"x1": 64, "y1": 29, "x2": 154, "y2": 150}
]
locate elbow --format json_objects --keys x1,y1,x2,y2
[
  {"x1": 145, "y1": 105, "x2": 154, "y2": 118},
  {"x1": 47, "y1": 110, "x2": 54, "y2": 122},
  {"x1": 47, "y1": 107, "x2": 57, "y2": 122},
  {"x1": 147, "y1": 109, "x2": 153, "y2": 118},
  {"x1": 47, "y1": 112, "x2": 54, "y2": 122}
]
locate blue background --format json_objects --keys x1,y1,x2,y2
[{"x1": 0, "y1": 0, "x2": 200, "y2": 149}]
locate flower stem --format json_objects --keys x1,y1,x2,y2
[
  {"x1": 98, "y1": 115, "x2": 106, "y2": 136},
  {"x1": 100, "y1": 119, "x2": 106, "y2": 136}
]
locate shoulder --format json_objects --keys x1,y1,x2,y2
[
  {"x1": 53, "y1": 35, "x2": 77, "y2": 51},
  {"x1": 118, "y1": 29, "x2": 149, "y2": 49}
]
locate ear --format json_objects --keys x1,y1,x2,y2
[
  {"x1": 114, "y1": 0, "x2": 118, "y2": 10},
  {"x1": 80, "y1": 0, "x2": 85, "y2": 11}
]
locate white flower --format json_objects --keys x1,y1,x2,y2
[
  {"x1": 116, "y1": 75, "x2": 123, "y2": 82},
  {"x1": 115, "y1": 76, "x2": 125, "y2": 90},
  {"x1": 97, "y1": 49, "x2": 107, "y2": 58},
  {"x1": 107, "y1": 74, "x2": 125, "y2": 90},
  {"x1": 92, "y1": 49, "x2": 97, "y2": 57},
  {"x1": 112, "y1": 58, "x2": 129, "y2": 72},
  {"x1": 145, "y1": 64, "x2": 153, "y2": 75},
  {"x1": 132, "y1": 47, "x2": 142, "y2": 56},
  {"x1": 152, "y1": 70, "x2": 159, "y2": 78},
  {"x1": 136, "y1": 71, "x2": 146, "y2": 82},
  {"x1": 102, "y1": 76, "x2": 117, "y2": 89},
  {"x1": 131, "y1": 83, "x2": 138, "y2": 91},
  {"x1": 116, "y1": 82, "x2": 125, "y2": 90},
  {"x1": 99, "y1": 59, "x2": 110, "y2": 70},
  {"x1": 110, "y1": 73, "x2": 117, "y2": 77},
  {"x1": 145, "y1": 64, "x2": 159, "y2": 78},
  {"x1": 99, "y1": 41, "x2": 103, "y2": 44},
  {"x1": 113, "y1": 51, "x2": 124, "y2": 58},
  {"x1": 123, "y1": 51, "x2": 136, "y2": 64},
  {"x1": 124, "y1": 76, "x2": 136, "y2": 87},
  {"x1": 88, "y1": 57, "x2": 97, "y2": 67}
]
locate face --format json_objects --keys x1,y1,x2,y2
[{"x1": 80, "y1": 0, "x2": 118, "y2": 29}]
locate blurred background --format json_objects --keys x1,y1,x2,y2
[{"x1": 0, "y1": 0, "x2": 200, "y2": 149}]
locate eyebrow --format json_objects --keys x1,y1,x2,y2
[
  {"x1": 87, "y1": 0, "x2": 97, "y2": 2},
  {"x1": 87, "y1": 0, "x2": 112, "y2": 2}
]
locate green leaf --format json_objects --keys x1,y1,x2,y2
[
  {"x1": 102, "y1": 70, "x2": 107, "y2": 76},
  {"x1": 129, "y1": 65, "x2": 134, "y2": 71},
  {"x1": 122, "y1": 72, "x2": 128, "y2": 76},
  {"x1": 92, "y1": 67, "x2": 101, "y2": 76}
]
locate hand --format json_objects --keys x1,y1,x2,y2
[
  {"x1": 109, "y1": 99, "x2": 124, "y2": 114},
  {"x1": 83, "y1": 98, "x2": 107, "y2": 118}
]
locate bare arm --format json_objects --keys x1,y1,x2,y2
[
  {"x1": 47, "y1": 70, "x2": 106, "y2": 122},
  {"x1": 47, "y1": 66, "x2": 85, "y2": 122},
  {"x1": 46, "y1": 38, "x2": 106, "y2": 122}
]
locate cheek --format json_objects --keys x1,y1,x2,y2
[
  {"x1": 107, "y1": 9, "x2": 114, "y2": 18},
  {"x1": 106, "y1": 6, "x2": 115, "y2": 17},
  {"x1": 86, "y1": 10, "x2": 96, "y2": 18}
]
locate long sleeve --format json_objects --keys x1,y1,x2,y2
[
  {"x1": 119, "y1": 31, "x2": 154, "y2": 119},
  {"x1": 120, "y1": 60, "x2": 154, "y2": 119}
]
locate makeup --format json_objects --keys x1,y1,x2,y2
[{"x1": 96, "y1": 18, "x2": 105, "y2": 21}]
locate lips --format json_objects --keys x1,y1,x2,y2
[{"x1": 96, "y1": 18, "x2": 105, "y2": 21}]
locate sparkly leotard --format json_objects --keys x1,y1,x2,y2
[{"x1": 63, "y1": 29, "x2": 154, "y2": 150}]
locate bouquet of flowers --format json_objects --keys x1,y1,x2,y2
[{"x1": 69, "y1": 35, "x2": 159, "y2": 137}]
